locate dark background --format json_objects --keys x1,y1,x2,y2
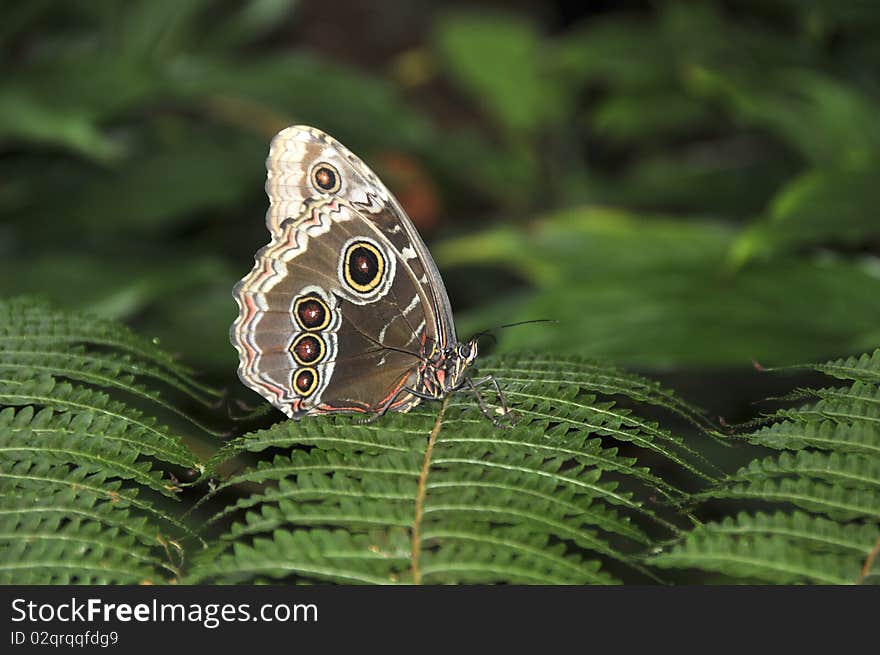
[
  {"x1": 2, "y1": 0, "x2": 879, "y2": 442},
  {"x1": 2, "y1": 586, "x2": 872, "y2": 649}
]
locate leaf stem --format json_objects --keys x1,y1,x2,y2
[{"x1": 411, "y1": 397, "x2": 448, "y2": 584}]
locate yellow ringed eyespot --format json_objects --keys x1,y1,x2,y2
[
  {"x1": 343, "y1": 241, "x2": 385, "y2": 293},
  {"x1": 290, "y1": 333, "x2": 326, "y2": 365},
  {"x1": 293, "y1": 294, "x2": 331, "y2": 331},
  {"x1": 293, "y1": 367, "x2": 319, "y2": 397}
]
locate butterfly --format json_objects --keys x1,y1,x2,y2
[{"x1": 231, "y1": 126, "x2": 510, "y2": 424}]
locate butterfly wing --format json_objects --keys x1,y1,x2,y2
[
  {"x1": 232, "y1": 126, "x2": 455, "y2": 417},
  {"x1": 265, "y1": 126, "x2": 458, "y2": 347}
]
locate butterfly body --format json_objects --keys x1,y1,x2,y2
[{"x1": 231, "y1": 126, "x2": 494, "y2": 421}]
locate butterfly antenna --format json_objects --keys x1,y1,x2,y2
[{"x1": 471, "y1": 319, "x2": 558, "y2": 342}]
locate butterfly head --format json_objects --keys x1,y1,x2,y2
[
  {"x1": 425, "y1": 339, "x2": 479, "y2": 395},
  {"x1": 456, "y1": 339, "x2": 480, "y2": 368}
]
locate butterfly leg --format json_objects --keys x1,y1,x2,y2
[
  {"x1": 360, "y1": 392, "x2": 405, "y2": 424},
  {"x1": 464, "y1": 375, "x2": 516, "y2": 428},
  {"x1": 359, "y1": 377, "x2": 514, "y2": 428},
  {"x1": 359, "y1": 385, "x2": 440, "y2": 424}
]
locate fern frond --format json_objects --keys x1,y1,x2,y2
[
  {"x1": 479, "y1": 355, "x2": 716, "y2": 433},
  {"x1": 0, "y1": 376, "x2": 201, "y2": 471},
  {"x1": 0, "y1": 297, "x2": 209, "y2": 584},
  {"x1": 0, "y1": 406, "x2": 182, "y2": 497},
  {"x1": 651, "y1": 348, "x2": 880, "y2": 583},
  {"x1": 732, "y1": 450, "x2": 880, "y2": 491},
  {"x1": 696, "y1": 511, "x2": 880, "y2": 556},
  {"x1": 747, "y1": 418, "x2": 880, "y2": 456},
  {"x1": 190, "y1": 355, "x2": 713, "y2": 584},
  {"x1": 812, "y1": 379, "x2": 880, "y2": 408},
  {"x1": 0, "y1": 484, "x2": 175, "y2": 584},
  {"x1": 0, "y1": 347, "x2": 223, "y2": 432},
  {"x1": 191, "y1": 530, "x2": 410, "y2": 585},
  {"x1": 698, "y1": 477, "x2": 880, "y2": 520},
  {"x1": 469, "y1": 377, "x2": 716, "y2": 481},
  {"x1": 774, "y1": 387, "x2": 880, "y2": 427},
  {"x1": 0, "y1": 461, "x2": 197, "y2": 540},
  {"x1": 1, "y1": 465, "x2": 158, "y2": 546},
  {"x1": 651, "y1": 533, "x2": 859, "y2": 584},
  {"x1": 812, "y1": 348, "x2": 880, "y2": 385},
  {"x1": 0, "y1": 297, "x2": 220, "y2": 403}
]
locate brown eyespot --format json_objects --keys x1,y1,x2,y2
[
  {"x1": 293, "y1": 294, "x2": 330, "y2": 331},
  {"x1": 293, "y1": 367, "x2": 319, "y2": 397},
  {"x1": 342, "y1": 240, "x2": 385, "y2": 293},
  {"x1": 311, "y1": 162, "x2": 340, "y2": 193},
  {"x1": 290, "y1": 333, "x2": 325, "y2": 365}
]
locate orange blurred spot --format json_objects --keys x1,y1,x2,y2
[{"x1": 376, "y1": 151, "x2": 439, "y2": 232}]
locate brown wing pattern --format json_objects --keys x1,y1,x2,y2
[
  {"x1": 265, "y1": 126, "x2": 458, "y2": 344},
  {"x1": 232, "y1": 125, "x2": 463, "y2": 417}
]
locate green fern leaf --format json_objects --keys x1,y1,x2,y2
[
  {"x1": 0, "y1": 297, "x2": 220, "y2": 404},
  {"x1": 0, "y1": 406, "x2": 182, "y2": 497},
  {"x1": 698, "y1": 477, "x2": 880, "y2": 520},
  {"x1": 695, "y1": 511, "x2": 880, "y2": 556},
  {"x1": 0, "y1": 297, "x2": 209, "y2": 584},
  {"x1": 0, "y1": 482, "x2": 175, "y2": 584},
  {"x1": 0, "y1": 376, "x2": 200, "y2": 471},
  {"x1": 651, "y1": 348, "x2": 880, "y2": 583},
  {"x1": 651, "y1": 533, "x2": 860, "y2": 584},
  {"x1": 479, "y1": 355, "x2": 717, "y2": 433},
  {"x1": 775, "y1": 385, "x2": 880, "y2": 427},
  {"x1": 732, "y1": 450, "x2": 880, "y2": 492},
  {"x1": 812, "y1": 349, "x2": 880, "y2": 385},
  {"x1": 0, "y1": 346, "x2": 222, "y2": 432},
  {"x1": 0, "y1": 461, "x2": 197, "y2": 540},
  {"x1": 747, "y1": 418, "x2": 880, "y2": 456},
  {"x1": 190, "y1": 356, "x2": 713, "y2": 584}
]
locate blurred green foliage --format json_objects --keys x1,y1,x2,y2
[
  {"x1": 2, "y1": 0, "x2": 879, "y2": 385},
  {"x1": 439, "y1": 209, "x2": 880, "y2": 367}
]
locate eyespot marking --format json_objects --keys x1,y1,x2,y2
[
  {"x1": 342, "y1": 240, "x2": 385, "y2": 293},
  {"x1": 293, "y1": 367, "x2": 319, "y2": 397},
  {"x1": 290, "y1": 333, "x2": 325, "y2": 365},
  {"x1": 293, "y1": 293, "x2": 330, "y2": 331},
  {"x1": 311, "y1": 162, "x2": 340, "y2": 193}
]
